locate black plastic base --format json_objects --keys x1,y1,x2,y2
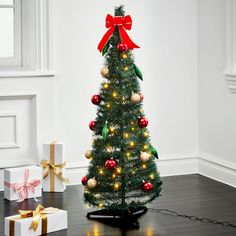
[{"x1": 86, "y1": 206, "x2": 148, "y2": 229}]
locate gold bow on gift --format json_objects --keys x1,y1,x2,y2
[
  {"x1": 40, "y1": 160, "x2": 69, "y2": 183},
  {"x1": 40, "y1": 159, "x2": 69, "y2": 191},
  {"x1": 9, "y1": 205, "x2": 58, "y2": 236},
  {"x1": 40, "y1": 141, "x2": 69, "y2": 192}
]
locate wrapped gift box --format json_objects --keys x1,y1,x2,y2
[
  {"x1": 4, "y1": 206, "x2": 68, "y2": 236},
  {"x1": 42, "y1": 141, "x2": 67, "y2": 192},
  {"x1": 4, "y1": 166, "x2": 42, "y2": 201}
]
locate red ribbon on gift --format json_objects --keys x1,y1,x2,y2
[
  {"x1": 98, "y1": 14, "x2": 140, "y2": 52},
  {"x1": 4, "y1": 168, "x2": 41, "y2": 202}
]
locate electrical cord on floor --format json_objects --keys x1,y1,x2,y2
[{"x1": 148, "y1": 208, "x2": 236, "y2": 229}]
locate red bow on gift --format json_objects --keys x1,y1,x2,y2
[{"x1": 98, "y1": 14, "x2": 140, "y2": 52}]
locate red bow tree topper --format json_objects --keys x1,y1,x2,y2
[{"x1": 98, "y1": 14, "x2": 140, "y2": 52}]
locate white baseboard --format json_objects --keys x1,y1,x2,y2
[
  {"x1": 0, "y1": 153, "x2": 235, "y2": 191},
  {"x1": 198, "y1": 152, "x2": 236, "y2": 188},
  {"x1": 65, "y1": 165, "x2": 88, "y2": 186},
  {"x1": 64, "y1": 154, "x2": 199, "y2": 186},
  {"x1": 157, "y1": 156, "x2": 198, "y2": 176},
  {"x1": 65, "y1": 153, "x2": 236, "y2": 188}
]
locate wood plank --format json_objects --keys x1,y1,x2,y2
[{"x1": 0, "y1": 174, "x2": 236, "y2": 235}]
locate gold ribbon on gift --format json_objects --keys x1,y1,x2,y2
[
  {"x1": 40, "y1": 142, "x2": 69, "y2": 192},
  {"x1": 9, "y1": 204, "x2": 58, "y2": 236}
]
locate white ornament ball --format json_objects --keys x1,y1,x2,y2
[
  {"x1": 140, "y1": 152, "x2": 149, "y2": 162},
  {"x1": 85, "y1": 150, "x2": 92, "y2": 159},
  {"x1": 131, "y1": 93, "x2": 141, "y2": 103},
  {"x1": 100, "y1": 67, "x2": 109, "y2": 78},
  {"x1": 87, "y1": 178, "x2": 97, "y2": 188}
]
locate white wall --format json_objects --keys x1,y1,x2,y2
[
  {"x1": 1, "y1": 0, "x2": 235, "y2": 190},
  {"x1": 198, "y1": 0, "x2": 236, "y2": 186},
  {"x1": 6, "y1": 0, "x2": 236, "y2": 190},
  {"x1": 53, "y1": 0, "x2": 198, "y2": 181}
]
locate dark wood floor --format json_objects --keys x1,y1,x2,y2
[{"x1": 1, "y1": 174, "x2": 236, "y2": 236}]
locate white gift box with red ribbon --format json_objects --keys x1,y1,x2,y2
[{"x1": 4, "y1": 166, "x2": 42, "y2": 201}]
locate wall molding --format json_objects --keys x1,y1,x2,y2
[
  {"x1": 224, "y1": 0, "x2": 236, "y2": 92},
  {"x1": 35, "y1": 0, "x2": 54, "y2": 71},
  {"x1": 0, "y1": 70, "x2": 55, "y2": 78},
  {"x1": 0, "y1": 91, "x2": 39, "y2": 164},
  {"x1": 0, "y1": 112, "x2": 20, "y2": 149},
  {"x1": 0, "y1": 159, "x2": 36, "y2": 169},
  {"x1": 226, "y1": 77, "x2": 236, "y2": 93},
  {"x1": 224, "y1": 0, "x2": 236, "y2": 77},
  {"x1": 22, "y1": 0, "x2": 53, "y2": 71},
  {"x1": 0, "y1": 92, "x2": 38, "y2": 99}
]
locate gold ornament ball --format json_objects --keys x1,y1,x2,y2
[
  {"x1": 109, "y1": 126, "x2": 116, "y2": 133},
  {"x1": 85, "y1": 150, "x2": 92, "y2": 159},
  {"x1": 106, "y1": 146, "x2": 113, "y2": 152},
  {"x1": 100, "y1": 67, "x2": 109, "y2": 78},
  {"x1": 87, "y1": 178, "x2": 97, "y2": 188},
  {"x1": 131, "y1": 93, "x2": 141, "y2": 103},
  {"x1": 140, "y1": 152, "x2": 150, "y2": 162}
]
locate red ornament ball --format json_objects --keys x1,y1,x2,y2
[
  {"x1": 91, "y1": 94, "x2": 101, "y2": 105},
  {"x1": 105, "y1": 159, "x2": 117, "y2": 170},
  {"x1": 117, "y1": 43, "x2": 128, "y2": 52},
  {"x1": 81, "y1": 176, "x2": 88, "y2": 185},
  {"x1": 142, "y1": 181, "x2": 153, "y2": 192},
  {"x1": 138, "y1": 117, "x2": 148, "y2": 128},
  {"x1": 140, "y1": 93, "x2": 144, "y2": 101},
  {"x1": 89, "y1": 120, "x2": 95, "y2": 131}
]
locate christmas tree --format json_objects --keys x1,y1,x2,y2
[{"x1": 82, "y1": 6, "x2": 162, "y2": 215}]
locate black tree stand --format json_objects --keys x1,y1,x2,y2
[{"x1": 86, "y1": 206, "x2": 148, "y2": 229}]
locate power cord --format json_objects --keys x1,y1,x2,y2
[{"x1": 148, "y1": 208, "x2": 236, "y2": 229}]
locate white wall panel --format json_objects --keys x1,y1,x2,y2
[
  {"x1": 0, "y1": 113, "x2": 19, "y2": 148},
  {"x1": 0, "y1": 94, "x2": 37, "y2": 166}
]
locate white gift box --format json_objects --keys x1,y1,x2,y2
[
  {"x1": 4, "y1": 166, "x2": 42, "y2": 201},
  {"x1": 42, "y1": 141, "x2": 66, "y2": 192},
  {"x1": 4, "y1": 209, "x2": 67, "y2": 236}
]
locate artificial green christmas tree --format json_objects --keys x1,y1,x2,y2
[{"x1": 82, "y1": 6, "x2": 162, "y2": 221}]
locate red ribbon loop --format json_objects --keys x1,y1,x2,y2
[{"x1": 98, "y1": 14, "x2": 140, "y2": 52}]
